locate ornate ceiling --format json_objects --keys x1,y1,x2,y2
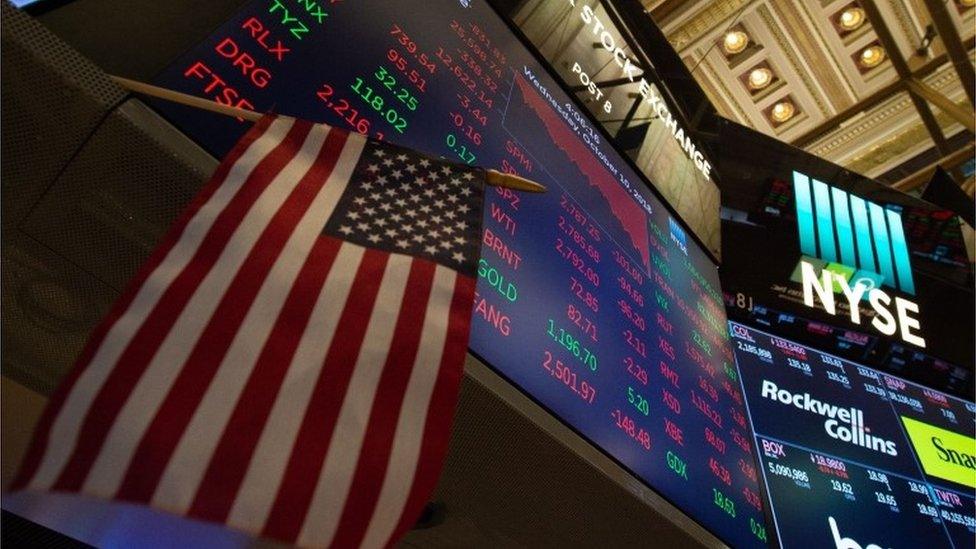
[{"x1": 647, "y1": 0, "x2": 975, "y2": 189}]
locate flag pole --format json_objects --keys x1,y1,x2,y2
[{"x1": 110, "y1": 76, "x2": 546, "y2": 193}]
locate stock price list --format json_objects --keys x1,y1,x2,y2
[
  {"x1": 152, "y1": 1, "x2": 766, "y2": 546},
  {"x1": 732, "y1": 322, "x2": 975, "y2": 548}
]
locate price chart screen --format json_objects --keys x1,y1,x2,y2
[
  {"x1": 152, "y1": 1, "x2": 766, "y2": 546},
  {"x1": 731, "y1": 321, "x2": 976, "y2": 548}
]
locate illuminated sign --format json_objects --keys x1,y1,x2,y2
[
  {"x1": 901, "y1": 416, "x2": 976, "y2": 489},
  {"x1": 570, "y1": 1, "x2": 712, "y2": 181},
  {"x1": 792, "y1": 171, "x2": 924, "y2": 347},
  {"x1": 793, "y1": 171, "x2": 914, "y2": 295},
  {"x1": 760, "y1": 379, "x2": 898, "y2": 455},
  {"x1": 800, "y1": 260, "x2": 925, "y2": 347}
]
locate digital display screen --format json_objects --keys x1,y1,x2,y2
[
  {"x1": 151, "y1": 1, "x2": 766, "y2": 546},
  {"x1": 731, "y1": 321, "x2": 976, "y2": 548}
]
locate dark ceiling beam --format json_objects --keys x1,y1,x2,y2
[
  {"x1": 906, "y1": 78, "x2": 976, "y2": 133},
  {"x1": 891, "y1": 143, "x2": 975, "y2": 192},
  {"x1": 921, "y1": 0, "x2": 976, "y2": 108},
  {"x1": 790, "y1": 47, "x2": 966, "y2": 148},
  {"x1": 860, "y1": 1, "x2": 952, "y2": 155}
]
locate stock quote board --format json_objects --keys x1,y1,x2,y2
[
  {"x1": 152, "y1": 1, "x2": 766, "y2": 546},
  {"x1": 731, "y1": 321, "x2": 976, "y2": 548}
]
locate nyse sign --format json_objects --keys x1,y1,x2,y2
[{"x1": 800, "y1": 260, "x2": 925, "y2": 348}]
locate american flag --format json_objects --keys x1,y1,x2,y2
[{"x1": 13, "y1": 115, "x2": 484, "y2": 548}]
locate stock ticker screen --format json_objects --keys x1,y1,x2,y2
[
  {"x1": 731, "y1": 321, "x2": 976, "y2": 548},
  {"x1": 152, "y1": 1, "x2": 767, "y2": 546}
]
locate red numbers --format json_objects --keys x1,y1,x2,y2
[
  {"x1": 569, "y1": 276, "x2": 599, "y2": 313},
  {"x1": 542, "y1": 351, "x2": 596, "y2": 404},
  {"x1": 698, "y1": 375, "x2": 719, "y2": 403},
  {"x1": 611, "y1": 409, "x2": 651, "y2": 451},
  {"x1": 623, "y1": 329, "x2": 646, "y2": 358},
  {"x1": 556, "y1": 238, "x2": 599, "y2": 287},
  {"x1": 314, "y1": 83, "x2": 381, "y2": 139},
  {"x1": 705, "y1": 426, "x2": 727, "y2": 455},
  {"x1": 386, "y1": 49, "x2": 429, "y2": 93},
  {"x1": 618, "y1": 276, "x2": 644, "y2": 308},
  {"x1": 612, "y1": 249, "x2": 644, "y2": 285},
  {"x1": 625, "y1": 356, "x2": 648, "y2": 386},
  {"x1": 566, "y1": 304, "x2": 598, "y2": 342},
  {"x1": 709, "y1": 457, "x2": 732, "y2": 486},
  {"x1": 618, "y1": 299, "x2": 646, "y2": 332},
  {"x1": 557, "y1": 216, "x2": 600, "y2": 262}
]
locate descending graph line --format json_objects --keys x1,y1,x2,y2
[{"x1": 499, "y1": 70, "x2": 652, "y2": 276}]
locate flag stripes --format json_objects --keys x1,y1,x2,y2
[{"x1": 13, "y1": 114, "x2": 483, "y2": 548}]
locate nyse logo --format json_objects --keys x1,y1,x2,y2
[
  {"x1": 793, "y1": 171, "x2": 915, "y2": 295},
  {"x1": 828, "y1": 516, "x2": 887, "y2": 549}
]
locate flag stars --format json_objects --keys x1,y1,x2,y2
[
  {"x1": 364, "y1": 207, "x2": 376, "y2": 216},
  {"x1": 440, "y1": 240, "x2": 453, "y2": 249},
  {"x1": 424, "y1": 245, "x2": 438, "y2": 255},
  {"x1": 385, "y1": 228, "x2": 398, "y2": 238},
  {"x1": 405, "y1": 164, "x2": 418, "y2": 174},
  {"x1": 419, "y1": 159, "x2": 431, "y2": 168},
  {"x1": 396, "y1": 153, "x2": 408, "y2": 161},
  {"x1": 348, "y1": 211, "x2": 361, "y2": 221},
  {"x1": 462, "y1": 172, "x2": 474, "y2": 180},
  {"x1": 396, "y1": 238, "x2": 410, "y2": 248},
  {"x1": 367, "y1": 164, "x2": 380, "y2": 172},
  {"x1": 452, "y1": 251, "x2": 466, "y2": 262},
  {"x1": 391, "y1": 170, "x2": 403, "y2": 179},
  {"x1": 338, "y1": 225, "x2": 353, "y2": 235},
  {"x1": 367, "y1": 233, "x2": 381, "y2": 243},
  {"x1": 357, "y1": 222, "x2": 370, "y2": 232}
]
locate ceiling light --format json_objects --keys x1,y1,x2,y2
[
  {"x1": 748, "y1": 68, "x2": 773, "y2": 90},
  {"x1": 770, "y1": 101, "x2": 796, "y2": 123},
  {"x1": 859, "y1": 45, "x2": 886, "y2": 68},
  {"x1": 838, "y1": 7, "x2": 866, "y2": 30},
  {"x1": 723, "y1": 31, "x2": 749, "y2": 55},
  {"x1": 959, "y1": 0, "x2": 975, "y2": 7}
]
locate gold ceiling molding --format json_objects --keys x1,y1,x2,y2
[
  {"x1": 756, "y1": 4, "x2": 831, "y2": 117},
  {"x1": 770, "y1": 0, "x2": 856, "y2": 111},
  {"x1": 808, "y1": 62, "x2": 961, "y2": 157},
  {"x1": 844, "y1": 107, "x2": 966, "y2": 175},
  {"x1": 668, "y1": 0, "x2": 752, "y2": 51}
]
